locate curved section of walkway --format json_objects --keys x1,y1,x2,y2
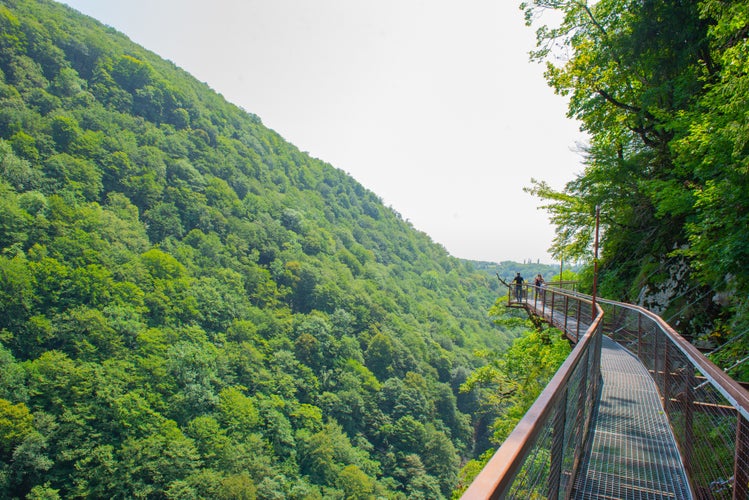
[{"x1": 574, "y1": 336, "x2": 692, "y2": 499}]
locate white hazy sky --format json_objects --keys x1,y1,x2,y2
[{"x1": 60, "y1": 0, "x2": 585, "y2": 264}]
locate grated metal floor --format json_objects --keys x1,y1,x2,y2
[{"x1": 573, "y1": 337, "x2": 692, "y2": 499}]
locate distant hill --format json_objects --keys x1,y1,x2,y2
[
  {"x1": 0, "y1": 1, "x2": 525, "y2": 497},
  {"x1": 471, "y1": 259, "x2": 577, "y2": 285}
]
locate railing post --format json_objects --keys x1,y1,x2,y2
[
  {"x1": 551, "y1": 290, "x2": 556, "y2": 321},
  {"x1": 591, "y1": 205, "x2": 600, "y2": 323},
  {"x1": 663, "y1": 340, "x2": 671, "y2": 411},
  {"x1": 735, "y1": 414, "x2": 749, "y2": 500},
  {"x1": 568, "y1": 347, "x2": 590, "y2": 498},
  {"x1": 594, "y1": 321, "x2": 602, "y2": 397},
  {"x1": 542, "y1": 286, "x2": 547, "y2": 318},
  {"x1": 683, "y1": 363, "x2": 694, "y2": 487},
  {"x1": 653, "y1": 323, "x2": 660, "y2": 378},
  {"x1": 637, "y1": 313, "x2": 642, "y2": 361},
  {"x1": 548, "y1": 390, "x2": 567, "y2": 500},
  {"x1": 479, "y1": 289, "x2": 749, "y2": 500}
]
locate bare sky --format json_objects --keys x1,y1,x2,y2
[{"x1": 60, "y1": 0, "x2": 585, "y2": 264}]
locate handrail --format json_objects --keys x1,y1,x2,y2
[
  {"x1": 597, "y1": 296, "x2": 749, "y2": 421},
  {"x1": 592, "y1": 295, "x2": 749, "y2": 499},
  {"x1": 462, "y1": 285, "x2": 603, "y2": 499},
  {"x1": 464, "y1": 283, "x2": 749, "y2": 499}
]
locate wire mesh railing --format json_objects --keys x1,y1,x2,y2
[
  {"x1": 461, "y1": 285, "x2": 603, "y2": 499},
  {"x1": 463, "y1": 284, "x2": 749, "y2": 499},
  {"x1": 598, "y1": 297, "x2": 749, "y2": 500}
]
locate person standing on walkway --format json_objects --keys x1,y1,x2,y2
[
  {"x1": 534, "y1": 274, "x2": 545, "y2": 299},
  {"x1": 512, "y1": 272, "x2": 524, "y2": 302}
]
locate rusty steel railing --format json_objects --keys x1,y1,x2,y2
[
  {"x1": 462, "y1": 284, "x2": 603, "y2": 499},
  {"x1": 597, "y1": 296, "x2": 749, "y2": 500},
  {"x1": 463, "y1": 284, "x2": 749, "y2": 499}
]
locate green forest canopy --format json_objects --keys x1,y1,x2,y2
[
  {"x1": 0, "y1": 1, "x2": 554, "y2": 498},
  {"x1": 13, "y1": 0, "x2": 747, "y2": 497},
  {"x1": 524, "y1": 0, "x2": 749, "y2": 380}
]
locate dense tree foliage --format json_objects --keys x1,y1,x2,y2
[
  {"x1": 523, "y1": 0, "x2": 749, "y2": 378},
  {"x1": 0, "y1": 1, "x2": 534, "y2": 497},
  {"x1": 451, "y1": 314, "x2": 571, "y2": 498}
]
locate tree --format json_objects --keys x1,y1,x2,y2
[
  {"x1": 422, "y1": 424, "x2": 460, "y2": 496},
  {"x1": 0, "y1": 398, "x2": 33, "y2": 457},
  {"x1": 49, "y1": 114, "x2": 80, "y2": 152},
  {"x1": 0, "y1": 404, "x2": 54, "y2": 497},
  {"x1": 337, "y1": 464, "x2": 376, "y2": 500},
  {"x1": 217, "y1": 387, "x2": 259, "y2": 438},
  {"x1": 110, "y1": 55, "x2": 154, "y2": 93},
  {"x1": 26, "y1": 483, "x2": 61, "y2": 500},
  {"x1": 113, "y1": 421, "x2": 200, "y2": 498},
  {"x1": 520, "y1": 0, "x2": 749, "y2": 346},
  {"x1": 298, "y1": 422, "x2": 379, "y2": 488},
  {"x1": 671, "y1": 1, "x2": 749, "y2": 292},
  {"x1": 455, "y1": 325, "x2": 570, "y2": 493},
  {"x1": 0, "y1": 2, "x2": 520, "y2": 496},
  {"x1": 218, "y1": 472, "x2": 257, "y2": 500},
  {"x1": 0, "y1": 183, "x2": 33, "y2": 251},
  {"x1": 524, "y1": 0, "x2": 708, "y2": 261},
  {"x1": 7, "y1": 132, "x2": 40, "y2": 168},
  {"x1": 365, "y1": 332, "x2": 416, "y2": 381},
  {"x1": 0, "y1": 254, "x2": 35, "y2": 334},
  {"x1": 143, "y1": 202, "x2": 184, "y2": 242}
]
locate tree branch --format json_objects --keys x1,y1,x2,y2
[{"x1": 596, "y1": 88, "x2": 641, "y2": 114}]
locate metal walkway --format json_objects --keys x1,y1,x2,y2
[
  {"x1": 574, "y1": 336, "x2": 692, "y2": 499},
  {"x1": 462, "y1": 286, "x2": 749, "y2": 499}
]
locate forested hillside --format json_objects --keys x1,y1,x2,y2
[
  {"x1": 525, "y1": 0, "x2": 749, "y2": 380},
  {"x1": 471, "y1": 260, "x2": 574, "y2": 286},
  {"x1": 0, "y1": 1, "x2": 524, "y2": 497}
]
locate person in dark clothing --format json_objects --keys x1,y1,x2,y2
[
  {"x1": 511, "y1": 272, "x2": 524, "y2": 302},
  {"x1": 534, "y1": 274, "x2": 545, "y2": 299}
]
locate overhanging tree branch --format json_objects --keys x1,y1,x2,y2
[{"x1": 596, "y1": 88, "x2": 641, "y2": 114}]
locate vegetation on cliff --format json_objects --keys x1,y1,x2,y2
[{"x1": 525, "y1": 0, "x2": 749, "y2": 379}]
